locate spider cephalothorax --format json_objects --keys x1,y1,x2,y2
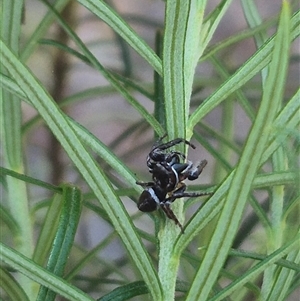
[{"x1": 137, "y1": 137, "x2": 211, "y2": 233}]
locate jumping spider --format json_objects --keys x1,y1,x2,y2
[{"x1": 136, "y1": 137, "x2": 210, "y2": 233}]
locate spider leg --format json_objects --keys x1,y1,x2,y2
[
  {"x1": 166, "y1": 182, "x2": 212, "y2": 200},
  {"x1": 171, "y1": 181, "x2": 187, "y2": 194},
  {"x1": 160, "y1": 203, "x2": 184, "y2": 233},
  {"x1": 153, "y1": 138, "x2": 196, "y2": 152},
  {"x1": 172, "y1": 191, "x2": 212, "y2": 198},
  {"x1": 151, "y1": 134, "x2": 168, "y2": 149}
]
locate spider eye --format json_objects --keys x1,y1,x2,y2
[{"x1": 138, "y1": 190, "x2": 158, "y2": 212}]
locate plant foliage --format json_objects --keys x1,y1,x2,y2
[{"x1": 0, "y1": 0, "x2": 299, "y2": 301}]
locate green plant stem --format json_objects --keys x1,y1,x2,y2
[
  {"x1": 0, "y1": 1, "x2": 35, "y2": 298},
  {"x1": 261, "y1": 145, "x2": 287, "y2": 298},
  {"x1": 158, "y1": 1, "x2": 208, "y2": 299}
]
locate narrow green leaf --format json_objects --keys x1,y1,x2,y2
[
  {"x1": 21, "y1": 0, "x2": 71, "y2": 61},
  {"x1": 97, "y1": 281, "x2": 149, "y2": 301},
  {"x1": 240, "y1": 0, "x2": 270, "y2": 84},
  {"x1": 0, "y1": 204, "x2": 20, "y2": 236},
  {"x1": 154, "y1": 30, "x2": 166, "y2": 130},
  {"x1": 46, "y1": 185, "x2": 82, "y2": 276},
  {"x1": 39, "y1": 38, "x2": 91, "y2": 64},
  {"x1": 39, "y1": 38, "x2": 154, "y2": 100},
  {"x1": 69, "y1": 118, "x2": 138, "y2": 189},
  {"x1": 97, "y1": 280, "x2": 191, "y2": 301},
  {"x1": 202, "y1": 0, "x2": 233, "y2": 50},
  {"x1": 209, "y1": 55, "x2": 256, "y2": 122},
  {"x1": 42, "y1": 1, "x2": 163, "y2": 135},
  {"x1": 210, "y1": 236, "x2": 300, "y2": 301},
  {"x1": 201, "y1": 16, "x2": 277, "y2": 61},
  {"x1": 0, "y1": 267, "x2": 30, "y2": 301},
  {"x1": 241, "y1": 0, "x2": 268, "y2": 49},
  {"x1": 76, "y1": 0, "x2": 162, "y2": 75},
  {"x1": 0, "y1": 73, "x2": 25, "y2": 100},
  {"x1": 252, "y1": 171, "x2": 296, "y2": 189},
  {"x1": 174, "y1": 172, "x2": 232, "y2": 254},
  {"x1": 261, "y1": 145, "x2": 287, "y2": 297},
  {"x1": 262, "y1": 87, "x2": 300, "y2": 163},
  {"x1": 1, "y1": 2, "x2": 35, "y2": 298},
  {"x1": 175, "y1": 170, "x2": 296, "y2": 256},
  {"x1": 229, "y1": 248, "x2": 300, "y2": 272},
  {"x1": 183, "y1": 0, "x2": 206, "y2": 115},
  {"x1": 33, "y1": 194, "x2": 63, "y2": 267},
  {"x1": 163, "y1": 0, "x2": 190, "y2": 137},
  {"x1": 1, "y1": 0, "x2": 23, "y2": 49},
  {"x1": 37, "y1": 184, "x2": 82, "y2": 301},
  {"x1": 0, "y1": 85, "x2": 143, "y2": 193},
  {"x1": 0, "y1": 243, "x2": 95, "y2": 301},
  {"x1": 158, "y1": 1, "x2": 207, "y2": 299},
  {"x1": 65, "y1": 233, "x2": 127, "y2": 282},
  {"x1": 265, "y1": 250, "x2": 300, "y2": 301},
  {"x1": 0, "y1": 167, "x2": 62, "y2": 193},
  {"x1": 0, "y1": 39, "x2": 162, "y2": 300},
  {"x1": 188, "y1": 10, "x2": 299, "y2": 135},
  {"x1": 186, "y1": 3, "x2": 292, "y2": 300}
]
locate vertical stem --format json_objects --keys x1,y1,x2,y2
[
  {"x1": 0, "y1": 0, "x2": 34, "y2": 298},
  {"x1": 158, "y1": 1, "x2": 205, "y2": 299}
]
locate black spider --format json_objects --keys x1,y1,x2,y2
[{"x1": 136, "y1": 137, "x2": 210, "y2": 233}]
